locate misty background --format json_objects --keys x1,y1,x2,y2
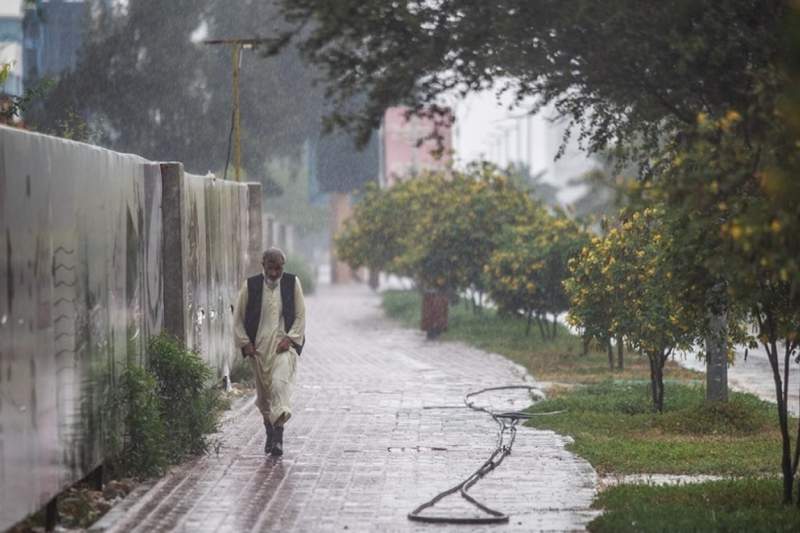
[{"x1": 2, "y1": 0, "x2": 608, "y2": 273}]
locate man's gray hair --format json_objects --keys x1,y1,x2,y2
[{"x1": 262, "y1": 247, "x2": 286, "y2": 264}]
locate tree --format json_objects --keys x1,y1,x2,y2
[
  {"x1": 567, "y1": 150, "x2": 635, "y2": 226},
  {"x1": 487, "y1": 210, "x2": 588, "y2": 338},
  {"x1": 30, "y1": 0, "x2": 326, "y2": 177},
  {"x1": 566, "y1": 208, "x2": 705, "y2": 412},
  {"x1": 662, "y1": 108, "x2": 800, "y2": 503},
  {"x1": 442, "y1": 163, "x2": 535, "y2": 302},
  {"x1": 336, "y1": 164, "x2": 534, "y2": 332},
  {"x1": 271, "y1": 1, "x2": 783, "y2": 154},
  {"x1": 747, "y1": 280, "x2": 800, "y2": 504},
  {"x1": 563, "y1": 234, "x2": 625, "y2": 371},
  {"x1": 505, "y1": 162, "x2": 560, "y2": 207},
  {"x1": 335, "y1": 181, "x2": 415, "y2": 275}
]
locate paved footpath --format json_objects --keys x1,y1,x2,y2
[{"x1": 94, "y1": 285, "x2": 598, "y2": 532}]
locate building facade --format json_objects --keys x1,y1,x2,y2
[
  {"x1": 23, "y1": 0, "x2": 87, "y2": 85},
  {"x1": 380, "y1": 106, "x2": 453, "y2": 188},
  {"x1": 0, "y1": 0, "x2": 23, "y2": 96}
]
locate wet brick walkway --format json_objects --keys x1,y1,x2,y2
[{"x1": 93, "y1": 285, "x2": 598, "y2": 532}]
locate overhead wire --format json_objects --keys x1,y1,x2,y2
[{"x1": 223, "y1": 106, "x2": 235, "y2": 181}]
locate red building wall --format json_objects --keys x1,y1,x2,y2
[{"x1": 382, "y1": 107, "x2": 453, "y2": 187}]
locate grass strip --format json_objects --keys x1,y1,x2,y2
[
  {"x1": 382, "y1": 289, "x2": 699, "y2": 383},
  {"x1": 589, "y1": 479, "x2": 800, "y2": 532},
  {"x1": 528, "y1": 380, "x2": 784, "y2": 475}
]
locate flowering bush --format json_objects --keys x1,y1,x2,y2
[
  {"x1": 336, "y1": 163, "x2": 533, "y2": 295},
  {"x1": 487, "y1": 210, "x2": 588, "y2": 338},
  {"x1": 565, "y1": 207, "x2": 702, "y2": 412}
]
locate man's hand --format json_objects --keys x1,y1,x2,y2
[
  {"x1": 242, "y1": 342, "x2": 256, "y2": 357},
  {"x1": 276, "y1": 337, "x2": 292, "y2": 353}
]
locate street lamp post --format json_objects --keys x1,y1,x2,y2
[{"x1": 202, "y1": 38, "x2": 269, "y2": 181}]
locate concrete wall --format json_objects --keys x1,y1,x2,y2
[
  {"x1": 0, "y1": 126, "x2": 261, "y2": 530},
  {"x1": 178, "y1": 168, "x2": 262, "y2": 380}
]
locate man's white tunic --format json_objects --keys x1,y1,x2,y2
[{"x1": 233, "y1": 275, "x2": 305, "y2": 426}]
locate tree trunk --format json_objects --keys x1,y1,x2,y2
[
  {"x1": 705, "y1": 283, "x2": 728, "y2": 402},
  {"x1": 793, "y1": 345, "x2": 800, "y2": 507},
  {"x1": 760, "y1": 308, "x2": 794, "y2": 504},
  {"x1": 657, "y1": 356, "x2": 666, "y2": 412},
  {"x1": 607, "y1": 341, "x2": 614, "y2": 371},
  {"x1": 551, "y1": 315, "x2": 558, "y2": 338},
  {"x1": 368, "y1": 269, "x2": 380, "y2": 290},
  {"x1": 421, "y1": 290, "x2": 449, "y2": 339},
  {"x1": 648, "y1": 352, "x2": 666, "y2": 413},
  {"x1": 525, "y1": 309, "x2": 533, "y2": 336},
  {"x1": 771, "y1": 337, "x2": 793, "y2": 504},
  {"x1": 536, "y1": 313, "x2": 547, "y2": 339},
  {"x1": 582, "y1": 335, "x2": 590, "y2": 357},
  {"x1": 616, "y1": 335, "x2": 624, "y2": 370}
]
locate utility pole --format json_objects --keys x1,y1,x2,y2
[
  {"x1": 203, "y1": 38, "x2": 268, "y2": 181},
  {"x1": 232, "y1": 44, "x2": 242, "y2": 181}
]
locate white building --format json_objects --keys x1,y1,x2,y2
[
  {"x1": 0, "y1": 0, "x2": 24, "y2": 96},
  {"x1": 455, "y1": 92, "x2": 598, "y2": 204}
]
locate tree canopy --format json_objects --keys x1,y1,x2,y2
[{"x1": 273, "y1": 0, "x2": 785, "y2": 158}]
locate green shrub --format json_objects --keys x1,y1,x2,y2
[
  {"x1": 658, "y1": 394, "x2": 774, "y2": 436},
  {"x1": 382, "y1": 289, "x2": 421, "y2": 324},
  {"x1": 229, "y1": 355, "x2": 254, "y2": 386},
  {"x1": 113, "y1": 365, "x2": 168, "y2": 478},
  {"x1": 106, "y1": 335, "x2": 225, "y2": 479},
  {"x1": 285, "y1": 254, "x2": 316, "y2": 295},
  {"x1": 147, "y1": 334, "x2": 223, "y2": 461}
]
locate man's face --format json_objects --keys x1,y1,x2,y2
[{"x1": 263, "y1": 257, "x2": 284, "y2": 282}]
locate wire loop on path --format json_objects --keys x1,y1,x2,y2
[{"x1": 408, "y1": 384, "x2": 562, "y2": 524}]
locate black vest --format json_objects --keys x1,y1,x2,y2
[{"x1": 243, "y1": 272, "x2": 304, "y2": 355}]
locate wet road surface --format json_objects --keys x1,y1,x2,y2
[
  {"x1": 679, "y1": 345, "x2": 800, "y2": 416},
  {"x1": 93, "y1": 284, "x2": 598, "y2": 532}
]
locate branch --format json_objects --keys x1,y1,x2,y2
[{"x1": 637, "y1": 77, "x2": 696, "y2": 125}]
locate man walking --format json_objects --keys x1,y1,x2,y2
[{"x1": 234, "y1": 247, "x2": 305, "y2": 456}]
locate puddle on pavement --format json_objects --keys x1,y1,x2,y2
[
  {"x1": 599, "y1": 473, "x2": 731, "y2": 489},
  {"x1": 465, "y1": 386, "x2": 545, "y2": 413}
]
